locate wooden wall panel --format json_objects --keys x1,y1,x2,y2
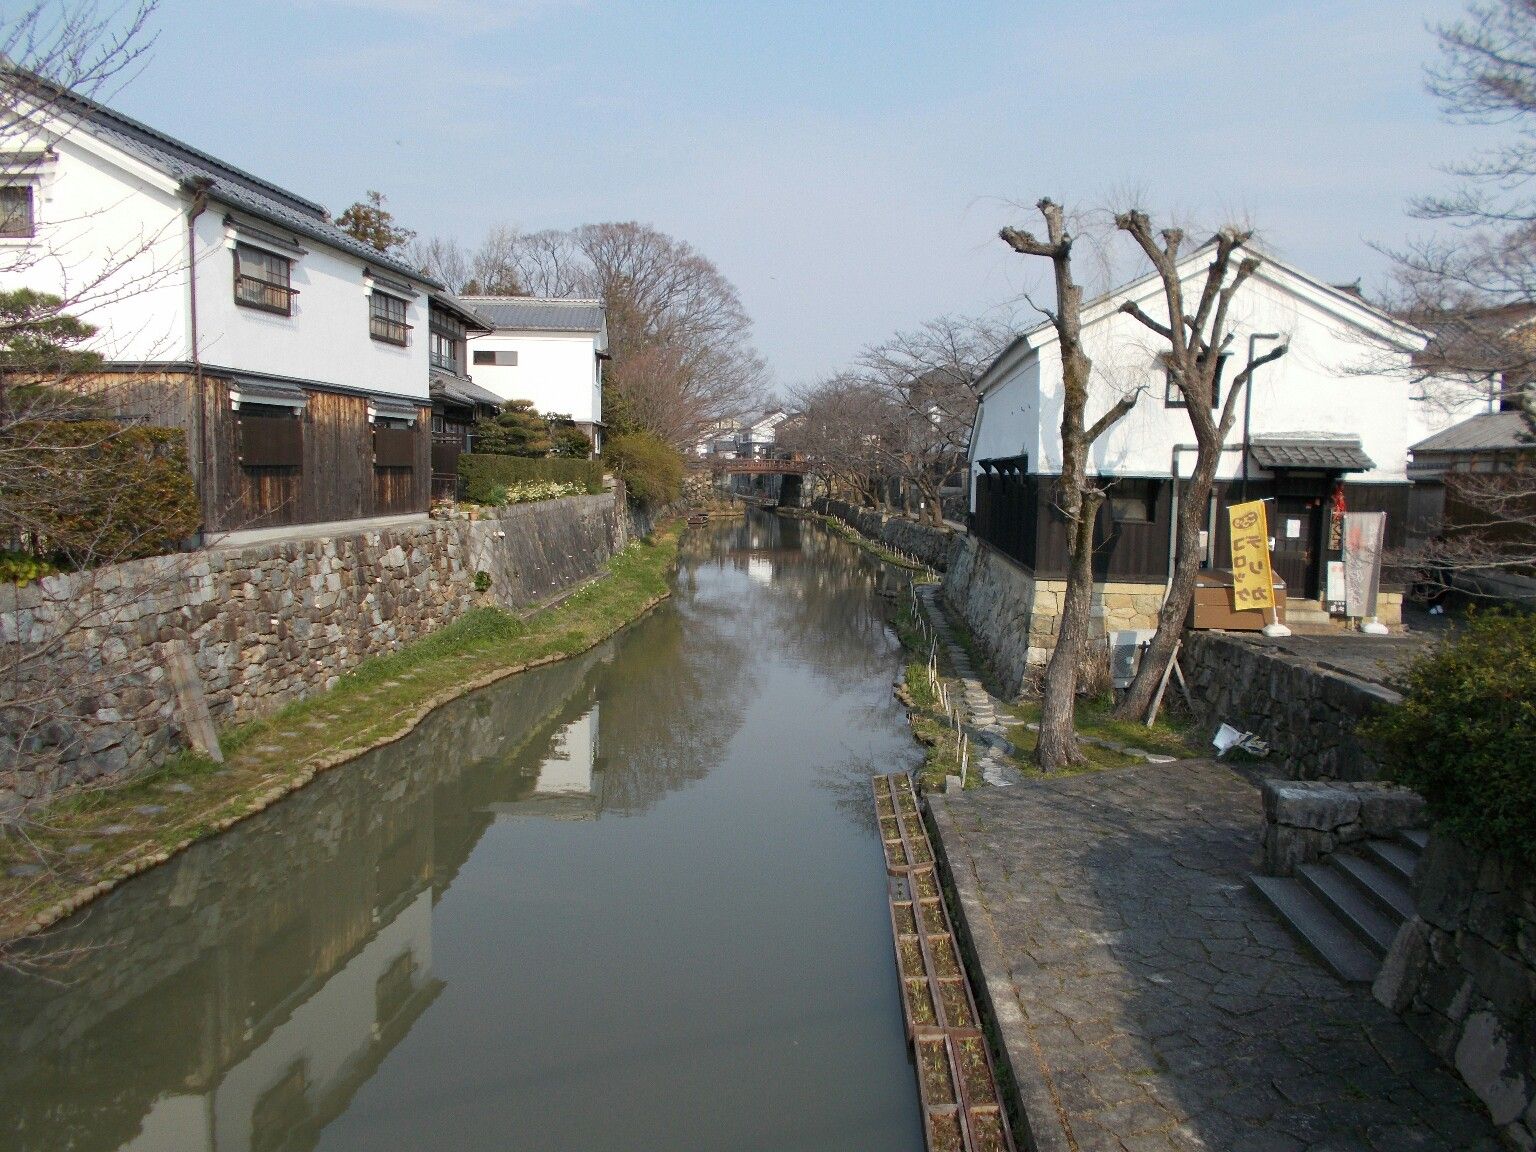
[{"x1": 301, "y1": 391, "x2": 371, "y2": 524}]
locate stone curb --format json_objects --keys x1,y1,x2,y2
[
  {"x1": 3, "y1": 582, "x2": 676, "y2": 944},
  {"x1": 927, "y1": 794, "x2": 1074, "y2": 1152}
]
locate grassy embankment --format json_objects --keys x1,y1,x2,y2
[
  {"x1": 811, "y1": 512, "x2": 936, "y2": 573},
  {"x1": 890, "y1": 590, "x2": 1200, "y2": 786},
  {"x1": 0, "y1": 523, "x2": 681, "y2": 942}
]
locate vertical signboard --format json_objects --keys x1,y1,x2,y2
[
  {"x1": 1343, "y1": 512, "x2": 1386, "y2": 619},
  {"x1": 1228, "y1": 499, "x2": 1276, "y2": 611}
]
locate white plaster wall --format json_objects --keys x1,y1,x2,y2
[
  {"x1": 968, "y1": 352, "x2": 1041, "y2": 512},
  {"x1": 466, "y1": 330, "x2": 601, "y2": 423},
  {"x1": 0, "y1": 130, "x2": 189, "y2": 362},
  {"x1": 192, "y1": 210, "x2": 429, "y2": 402},
  {"x1": 979, "y1": 266, "x2": 1482, "y2": 488}
]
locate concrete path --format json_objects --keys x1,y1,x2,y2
[{"x1": 929, "y1": 760, "x2": 1500, "y2": 1152}]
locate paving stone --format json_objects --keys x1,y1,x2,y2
[{"x1": 929, "y1": 760, "x2": 1500, "y2": 1152}]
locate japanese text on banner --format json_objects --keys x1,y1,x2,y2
[{"x1": 1227, "y1": 500, "x2": 1275, "y2": 611}]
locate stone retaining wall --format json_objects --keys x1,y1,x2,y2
[
  {"x1": 1, "y1": 492, "x2": 635, "y2": 811},
  {"x1": 1260, "y1": 779, "x2": 1425, "y2": 875},
  {"x1": 1375, "y1": 835, "x2": 1536, "y2": 1147},
  {"x1": 942, "y1": 535, "x2": 1165, "y2": 699},
  {"x1": 814, "y1": 498, "x2": 959, "y2": 571},
  {"x1": 1184, "y1": 631, "x2": 1401, "y2": 781}
]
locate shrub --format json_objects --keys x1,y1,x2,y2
[
  {"x1": 550, "y1": 426, "x2": 593, "y2": 458},
  {"x1": 0, "y1": 550, "x2": 61, "y2": 586},
  {"x1": 7, "y1": 421, "x2": 200, "y2": 566},
  {"x1": 1364, "y1": 613, "x2": 1536, "y2": 865},
  {"x1": 473, "y1": 399, "x2": 554, "y2": 457},
  {"x1": 602, "y1": 431, "x2": 683, "y2": 509},
  {"x1": 458, "y1": 454, "x2": 604, "y2": 504}
]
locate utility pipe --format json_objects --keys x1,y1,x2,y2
[
  {"x1": 1240, "y1": 332, "x2": 1284, "y2": 503},
  {"x1": 183, "y1": 177, "x2": 213, "y2": 535}
]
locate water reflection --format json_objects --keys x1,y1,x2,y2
[{"x1": 0, "y1": 511, "x2": 924, "y2": 1152}]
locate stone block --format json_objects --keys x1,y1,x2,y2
[
  {"x1": 1456, "y1": 1010, "x2": 1530, "y2": 1126},
  {"x1": 1263, "y1": 779, "x2": 1361, "y2": 831}
]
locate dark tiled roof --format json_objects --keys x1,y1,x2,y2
[
  {"x1": 430, "y1": 370, "x2": 502, "y2": 410},
  {"x1": 459, "y1": 297, "x2": 605, "y2": 333},
  {"x1": 1250, "y1": 437, "x2": 1375, "y2": 472},
  {"x1": 24, "y1": 67, "x2": 438, "y2": 287},
  {"x1": 431, "y1": 292, "x2": 495, "y2": 332},
  {"x1": 1411, "y1": 411, "x2": 1536, "y2": 454}
]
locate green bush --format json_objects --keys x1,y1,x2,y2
[
  {"x1": 0, "y1": 550, "x2": 62, "y2": 586},
  {"x1": 473, "y1": 399, "x2": 554, "y2": 457},
  {"x1": 458, "y1": 453, "x2": 604, "y2": 504},
  {"x1": 550, "y1": 426, "x2": 593, "y2": 458},
  {"x1": 9, "y1": 421, "x2": 200, "y2": 566},
  {"x1": 1364, "y1": 613, "x2": 1536, "y2": 865},
  {"x1": 602, "y1": 431, "x2": 683, "y2": 509}
]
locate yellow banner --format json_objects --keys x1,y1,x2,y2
[{"x1": 1228, "y1": 500, "x2": 1275, "y2": 611}]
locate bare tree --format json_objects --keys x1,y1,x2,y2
[
  {"x1": 411, "y1": 235, "x2": 471, "y2": 292},
  {"x1": 782, "y1": 374, "x2": 892, "y2": 507},
  {"x1": 1389, "y1": 0, "x2": 1536, "y2": 399},
  {"x1": 1108, "y1": 216, "x2": 1289, "y2": 721},
  {"x1": 468, "y1": 224, "x2": 524, "y2": 295},
  {"x1": 859, "y1": 314, "x2": 1013, "y2": 524},
  {"x1": 1001, "y1": 200, "x2": 1141, "y2": 771}
]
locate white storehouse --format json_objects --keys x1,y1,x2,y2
[
  {"x1": 460, "y1": 297, "x2": 607, "y2": 451},
  {"x1": 0, "y1": 69, "x2": 448, "y2": 531},
  {"x1": 962, "y1": 248, "x2": 1482, "y2": 648}
]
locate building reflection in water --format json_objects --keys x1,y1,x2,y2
[{"x1": 0, "y1": 511, "x2": 909, "y2": 1152}]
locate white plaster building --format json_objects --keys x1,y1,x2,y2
[
  {"x1": 965, "y1": 248, "x2": 1484, "y2": 636},
  {"x1": 0, "y1": 69, "x2": 447, "y2": 531},
  {"x1": 460, "y1": 297, "x2": 607, "y2": 451}
]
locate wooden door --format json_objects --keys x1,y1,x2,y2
[{"x1": 1271, "y1": 496, "x2": 1321, "y2": 599}]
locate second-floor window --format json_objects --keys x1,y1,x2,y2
[
  {"x1": 0, "y1": 186, "x2": 34, "y2": 238},
  {"x1": 370, "y1": 290, "x2": 410, "y2": 346},
  {"x1": 430, "y1": 312, "x2": 466, "y2": 373},
  {"x1": 233, "y1": 244, "x2": 295, "y2": 315}
]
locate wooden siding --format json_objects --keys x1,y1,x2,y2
[
  {"x1": 974, "y1": 469, "x2": 1173, "y2": 583},
  {"x1": 84, "y1": 372, "x2": 430, "y2": 532}
]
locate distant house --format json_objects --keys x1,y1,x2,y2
[
  {"x1": 967, "y1": 248, "x2": 1482, "y2": 639},
  {"x1": 459, "y1": 297, "x2": 607, "y2": 452},
  {"x1": 736, "y1": 408, "x2": 790, "y2": 458},
  {"x1": 425, "y1": 293, "x2": 499, "y2": 499},
  {"x1": 0, "y1": 70, "x2": 452, "y2": 534}
]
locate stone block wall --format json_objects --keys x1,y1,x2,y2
[
  {"x1": 1183, "y1": 631, "x2": 1401, "y2": 781},
  {"x1": 1260, "y1": 779, "x2": 1426, "y2": 875},
  {"x1": 815, "y1": 499, "x2": 960, "y2": 572},
  {"x1": 941, "y1": 536, "x2": 1165, "y2": 699},
  {"x1": 1375, "y1": 835, "x2": 1536, "y2": 1147},
  {"x1": 1, "y1": 492, "x2": 633, "y2": 812}
]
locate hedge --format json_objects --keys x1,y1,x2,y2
[
  {"x1": 601, "y1": 431, "x2": 684, "y2": 509},
  {"x1": 1364, "y1": 612, "x2": 1536, "y2": 865},
  {"x1": 8, "y1": 420, "x2": 200, "y2": 566},
  {"x1": 457, "y1": 453, "x2": 604, "y2": 504}
]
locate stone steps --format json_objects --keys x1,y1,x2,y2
[{"x1": 1249, "y1": 831, "x2": 1424, "y2": 984}]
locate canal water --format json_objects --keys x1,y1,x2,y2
[{"x1": 0, "y1": 512, "x2": 926, "y2": 1151}]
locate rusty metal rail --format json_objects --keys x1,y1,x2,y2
[{"x1": 874, "y1": 773, "x2": 1016, "y2": 1152}]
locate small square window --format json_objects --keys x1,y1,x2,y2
[
  {"x1": 0, "y1": 185, "x2": 35, "y2": 238},
  {"x1": 1108, "y1": 479, "x2": 1158, "y2": 523},
  {"x1": 234, "y1": 244, "x2": 295, "y2": 315},
  {"x1": 1164, "y1": 354, "x2": 1229, "y2": 409},
  {"x1": 370, "y1": 291, "x2": 410, "y2": 345}
]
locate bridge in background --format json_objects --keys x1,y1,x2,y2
[{"x1": 688, "y1": 455, "x2": 811, "y2": 476}]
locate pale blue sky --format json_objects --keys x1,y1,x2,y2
[{"x1": 111, "y1": 0, "x2": 1477, "y2": 388}]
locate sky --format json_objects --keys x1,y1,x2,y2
[{"x1": 106, "y1": 0, "x2": 1482, "y2": 391}]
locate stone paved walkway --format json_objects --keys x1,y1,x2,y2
[{"x1": 929, "y1": 760, "x2": 1501, "y2": 1152}]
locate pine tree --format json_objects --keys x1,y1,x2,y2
[
  {"x1": 474, "y1": 400, "x2": 553, "y2": 457},
  {"x1": 334, "y1": 190, "x2": 416, "y2": 255}
]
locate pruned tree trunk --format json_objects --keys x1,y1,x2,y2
[
  {"x1": 1002, "y1": 201, "x2": 1140, "y2": 771},
  {"x1": 1109, "y1": 213, "x2": 1289, "y2": 722}
]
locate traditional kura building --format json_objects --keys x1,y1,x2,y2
[
  {"x1": 0, "y1": 69, "x2": 462, "y2": 534},
  {"x1": 961, "y1": 247, "x2": 1483, "y2": 658}
]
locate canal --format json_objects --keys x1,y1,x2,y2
[{"x1": 0, "y1": 512, "x2": 927, "y2": 1151}]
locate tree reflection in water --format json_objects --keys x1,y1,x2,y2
[{"x1": 0, "y1": 510, "x2": 924, "y2": 1152}]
